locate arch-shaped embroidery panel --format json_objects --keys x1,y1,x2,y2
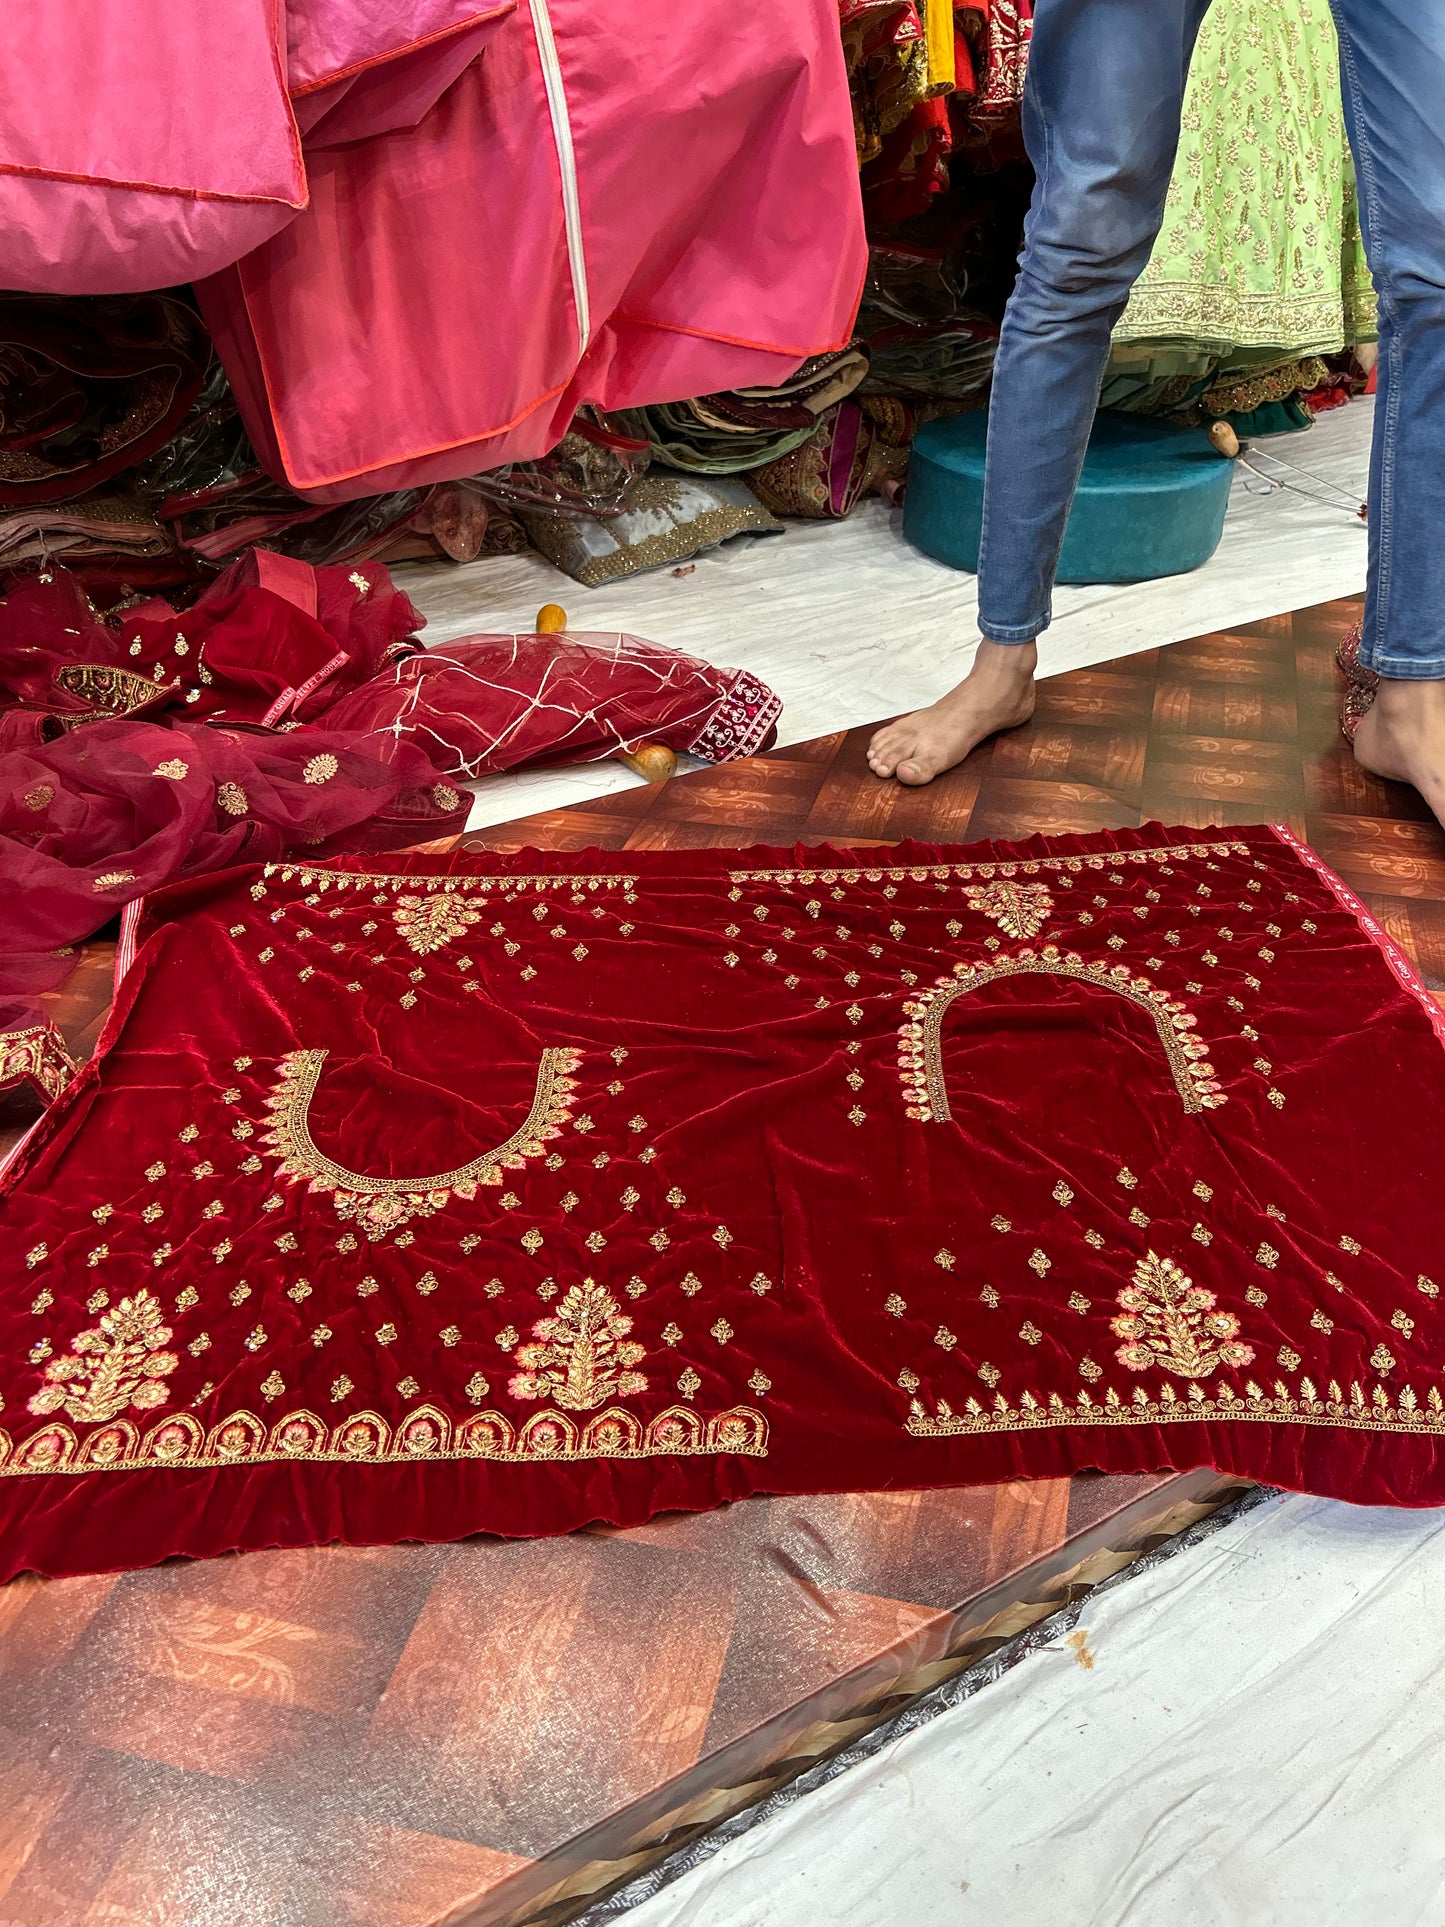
[
  {"x1": 895, "y1": 948, "x2": 1224, "y2": 1123},
  {"x1": 259, "y1": 1045, "x2": 582, "y2": 1237}
]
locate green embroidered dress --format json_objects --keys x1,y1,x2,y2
[{"x1": 1104, "y1": 0, "x2": 1376, "y2": 420}]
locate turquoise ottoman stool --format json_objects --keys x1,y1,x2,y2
[{"x1": 903, "y1": 410, "x2": 1233, "y2": 584}]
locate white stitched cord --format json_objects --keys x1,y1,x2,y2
[{"x1": 528, "y1": 0, "x2": 591, "y2": 354}]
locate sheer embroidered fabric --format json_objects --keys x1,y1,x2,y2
[{"x1": 3, "y1": 823, "x2": 1444, "y2": 1579}]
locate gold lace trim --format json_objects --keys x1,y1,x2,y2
[
  {"x1": 259, "y1": 1045, "x2": 582, "y2": 1237},
  {"x1": 907, "y1": 1374, "x2": 1445, "y2": 1441},
  {"x1": 728, "y1": 841, "x2": 1251, "y2": 886},
  {"x1": 897, "y1": 948, "x2": 1224, "y2": 1122},
  {"x1": 260, "y1": 862, "x2": 637, "y2": 894},
  {"x1": 6, "y1": 1400, "x2": 769, "y2": 1480},
  {"x1": 1113, "y1": 285, "x2": 1377, "y2": 352}
]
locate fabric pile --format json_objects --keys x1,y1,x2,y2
[
  {"x1": 0, "y1": 556, "x2": 781, "y2": 1041},
  {"x1": 0, "y1": 0, "x2": 1377, "y2": 602},
  {"x1": 468, "y1": 0, "x2": 1036, "y2": 560},
  {"x1": 0, "y1": 0, "x2": 866, "y2": 591}
]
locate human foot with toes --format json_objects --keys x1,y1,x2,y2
[
  {"x1": 1351, "y1": 677, "x2": 1445, "y2": 830},
  {"x1": 867, "y1": 640, "x2": 1038, "y2": 786}
]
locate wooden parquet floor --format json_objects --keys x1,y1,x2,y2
[
  {"x1": 463, "y1": 598, "x2": 1445, "y2": 997},
  {"x1": 1, "y1": 593, "x2": 1437, "y2": 1927}
]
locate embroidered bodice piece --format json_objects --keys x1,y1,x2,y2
[{"x1": 3, "y1": 823, "x2": 1444, "y2": 1580}]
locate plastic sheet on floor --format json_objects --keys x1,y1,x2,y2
[
  {"x1": 393, "y1": 401, "x2": 1375, "y2": 832},
  {"x1": 610, "y1": 1490, "x2": 1445, "y2": 1927}
]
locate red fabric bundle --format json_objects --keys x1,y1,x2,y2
[
  {"x1": 0, "y1": 553, "x2": 424, "y2": 731},
  {"x1": 0, "y1": 555, "x2": 465, "y2": 1037},
  {"x1": 320, "y1": 630, "x2": 783, "y2": 775},
  {"x1": 4, "y1": 822, "x2": 1445, "y2": 1581}
]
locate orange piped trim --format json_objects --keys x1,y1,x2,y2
[{"x1": 290, "y1": 0, "x2": 516, "y2": 96}]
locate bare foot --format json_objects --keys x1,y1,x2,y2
[
  {"x1": 1353, "y1": 677, "x2": 1445, "y2": 826},
  {"x1": 868, "y1": 641, "x2": 1038, "y2": 785}
]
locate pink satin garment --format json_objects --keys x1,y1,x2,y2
[
  {"x1": 198, "y1": 0, "x2": 868, "y2": 501},
  {"x1": 0, "y1": 0, "x2": 512, "y2": 294}
]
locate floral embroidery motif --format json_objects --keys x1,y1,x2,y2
[
  {"x1": 216, "y1": 783, "x2": 249, "y2": 817},
  {"x1": 152, "y1": 759, "x2": 190, "y2": 781},
  {"x1": 92, "y1": 870, "x2": 137, "y2": 892},
  {"x1": 303, "y1": 753, "x2": 339, "y2": 785},
  {"x1": 259, "y1": 1045, "x2": 582, "y2": 1237},
  {"x1": 964, "y1": 879, "x2": 1054, "y2": 940},
  {"x1": 510, "y1": 1279, "x2": 648, "y2": 1411},
  {"x1": 27, "y1": 1291, "x2": 179, "y2": 1425},
  {"x1": 897, "y1": 948, "x2": 1224, "y2": 1123},
  {"x1": 24, "y1": 784, "x2": 53, "y2": 811},
  {"x1": 432, "y1": 785, "x2": 462, "y2": 811},
  {"x1": 1111, "y1": 1251, "x2": 1255, "y2": 1380},
  {"x1": 393, "y1": 894, "x2": 482, "y2": 956}
]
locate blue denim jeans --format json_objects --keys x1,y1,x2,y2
[{"x1": 977, "y1": 0, "x2": 1445, "y2": 679}]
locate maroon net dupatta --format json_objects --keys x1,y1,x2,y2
[{"x1": 0, "y1": 717, "x2": 467, "y2": 1042}]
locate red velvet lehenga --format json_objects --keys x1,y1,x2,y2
[{"x1": 3, "y1": 823, "x2": 1445, "y2": 1580}]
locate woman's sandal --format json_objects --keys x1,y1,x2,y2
[{"x1": 1337, "y1": 620, "x2": 1378, "y2": 743}]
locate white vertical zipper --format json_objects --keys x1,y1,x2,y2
[{"x1": 528, "y1": 0, "x2": 591, "y2": 355}]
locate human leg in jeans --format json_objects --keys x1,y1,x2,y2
[
  {"x1": 869, "y1": 0, "x2": 1212, "y2": 785},
  {"x1": 1335, "y1": 0, "x2": 1445, "y2": 822}
]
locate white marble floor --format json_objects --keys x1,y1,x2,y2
[{"x1": 612, "y1": 1491, "x2": 1445, "y2": 1927}]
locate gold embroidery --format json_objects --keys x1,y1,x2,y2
[
  {"x1": 217, "y1": 783, "x2": 249, "y2": 816},
  {"x1": 393, "y1": 894, "x2": 482, "y2": 956},
  {"x1": 964, "y1": 880, "x2": 1054, "y2": 940},
  {"x1": 907, "y1": 1376, "x2": 1445, "y2": 1442},
  {"x1": 263, "y1": 860, "x2": 638, "y2": 897},
  {"x1": 152, "y1": 759, "x2": 189, "y2": 780},
  {"x1": 0, "y1": 1025, "x2": 78, "y2": 1102},
  {"x1": 24, "y1": 784, "x2": 53, "y2": 811},
  {"x1": 26, "y1": 1291, "x2": 179, "y2": 1425},
  {"x1": 5, "y1": 1400, "x2": 768, "y2": 1479},
  {"x1": 303, "y1": 754, "x2": 339, "y2": 785},
  {"x1": 897, "y1": 948, "x2": 1224, "y2": 1123},
  {"x1": 1111, "y1": 1252, "x2": 1255, "y2": 1378},
  {"x1": 509, "y1": 1279, "x2": 647, "y2": 1410},
  {"x1": 93, "y1": 870, "x2": 136, "y2": 892},
  {"x1": 728, "y1": 842, "x2": 1252, "y2": 887},
  {"x1": 54, "y1": 661, "x2": 162, "y2": 719},
  {"x1": 259, "y1": 1045, "x2": 582, "y2": 1237}
]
